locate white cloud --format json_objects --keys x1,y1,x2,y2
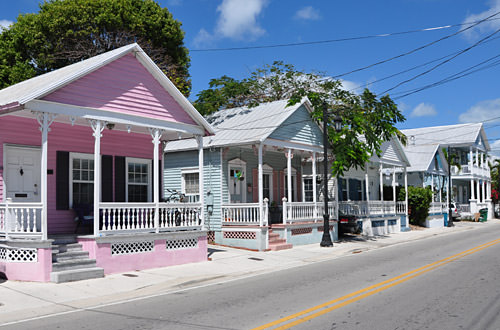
[
  {"x1": 339, "y1": 79, "x2": 361, "y2": 93},
  {"x1": 294, "y1": 6, "x2": 321, "y2": 21},
  {"x1": 462, "y1": 0, "x2": 500, "y2": 40},
  {"x1": 0, "y1": 19, "x2": 13, "y2": 29},
  {"x1": 193, "y1": 0, "x2": 268, "y2": 46},
  {"x1": 167, "y1": 0, "x2": 182, "y2": 6},
  {"x1": 410, "y1": 103, "x2": 437, "y2": 117},
  {"x1": 459, "y1": 98, "x2": 500, "y2": 123},
  {"x1": 397, "y1": 101, "x2": 409, "y2": 114},
  {"x1": 215, "y1": 0, "x2": 267, "y2": 40},
  {"x1": 489, "y1": 139, "x2": 500, "y2": 157}
]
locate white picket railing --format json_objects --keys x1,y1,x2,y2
[
  {"x1": 99, "y1": 202, "x2": 202, "y2": 233},
  {"x1": 338, "y1": 200, "x2": 406, "y2": 216},
  {"x1": 282, "y1": 200, "x2": 337, "y2": 223},
  {"x1": 222, "y1": 200, "x2": 268, "y2": 226},
  {"x1": 0, "y1": 200, "x2": 43, "y2": 238},
  {"x1": 429, "y1": 202, "x2": 447, "y2": 214}
]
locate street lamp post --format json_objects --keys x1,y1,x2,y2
[{"x1": 320, "y1": 103, "x2": 342, "y2": 247}]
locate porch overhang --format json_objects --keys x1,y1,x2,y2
[
  {"x1": 263, "y1": 138, "x2": 323, "y2": 153},
  {"x1": 24, "y1": 99, "x2": 205, "y2": 138}
]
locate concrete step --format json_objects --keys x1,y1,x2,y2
[
  {"x1": 53, "y1": 250, "x2": 90, "y2": 262},
  {"x1": 269, "y1": 243, "x2": 293, "y2": 251},
  {"x1": 50, "y1": 267, "x2": 104, "y2": 283},
  {"x1": 269, "y1": 232, "x2": 280, "y2": 238},
  {"x1": 52, "y1": 243, "x2": 83, "y2": 253},
  {"x1": 269, "y1": 238, "x2": 287, "y2": 244},
  {"x1": 50, "y1": 235, "x2": 78, "y2": 245},
  {"x1": 52, "y1": 258, "x2": 97, "y2": 272}
]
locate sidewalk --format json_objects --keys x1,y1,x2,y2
[{"x1": 1, "y1": 219, "x2": 498, "y2": 326}]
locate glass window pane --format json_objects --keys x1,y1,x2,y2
[
  {"x1": 73, "y1": 159, "x2": 80, "y2": 170},
  {"x1": 82, "y1": 159, "x2": 88, "y2": 170},
  {"x1": 82, "y1": 170, "x2": 88, "y2": 181},
  {"x1": 73, "y1": 170, "x2": 80, "y2": 181}
]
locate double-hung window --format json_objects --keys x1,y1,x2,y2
[
  {"x1": 182, "y1": 168, "x2": 200, "y2": 202},
  {"x1": 127, "y1": 158, "x2": 151, "y2": 202},
  {"x1": 70, "y1": 153, "x2": 94, "y2": 207}
]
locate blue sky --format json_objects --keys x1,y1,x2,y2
[{"x1": 2, "y1": 0, "x2": 500, "y2": 153}]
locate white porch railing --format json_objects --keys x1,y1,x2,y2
[
  {"x1": 429, "y1": 202, "x2": 446, "y2": 214},
  {"x1": 222, "y1": 201, "x2": 269, "y2": 226},
  {"x1": 338, "y1": 201, "x2": 405, "y2": 216},
  {"x1": 457, "y1": 203, "x2": 470, "y2": 213},
  {"x1": 99, "y1": 202, "x2": 202, "y2": 233},
  {"x1": 451, "y1": 165, "x2": 490, "y2": 177},
  {"x1": 282, "y1": 200, "x2": 337, "y2": 224},
  {"x1": 0, "y1": 200, "x2": 43, "y2": 239}
]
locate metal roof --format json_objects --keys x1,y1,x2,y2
[
  {"x1": 165, "y1": 99, "x2": 308, "y2": 151},
  {"x1": 0, "y1": 43, "x2": 214, "y2": 135},
  {"x1": 401, "y1": 123, "x2": 489, "y2": 151},
  {"x1": 402, "y1": 143, "x2": 448, "y2": 173}
]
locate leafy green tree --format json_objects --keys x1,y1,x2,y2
[
  {"x1": 0, "y1": 0, "x2": 191, "y2": 95},
  {"x1": 194, "y1": 61, "x2": 406, "y2": 176},
  {"x1": 399, "y1": 186, "x2": 433, "y2": 226}
]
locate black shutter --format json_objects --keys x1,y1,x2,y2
[
  {"x1": 56, "y1": 151, "x2": 69, "y2": 210},
  {"x1": 115, "y1": 156, "x2": 126, "y2": 202},
  {"x1": 102, "y1": 155, "x2": 113, "y2": 202}
]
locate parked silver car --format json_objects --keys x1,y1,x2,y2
[{"x1": 449, "y1": 202, "x2": 460, "y2": 220}]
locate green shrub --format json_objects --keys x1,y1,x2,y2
[{"x1": 399, "y1": 186, "x2": 433, "y2": 226}]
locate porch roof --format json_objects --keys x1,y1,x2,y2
[
  {"x1": 0, "y1": 43, "x2": 214, "y2": 136},
  {"x1": 401, "y1": 123, "x2": 489, "y2": 151},
  {"x1": 165, "y1": 98, "x2": 321, "y2": 152}
]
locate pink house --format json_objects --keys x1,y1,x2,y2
[{"x1": 0, "y1": 43, "x2": 214, "y2": 282}]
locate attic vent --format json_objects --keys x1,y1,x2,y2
[{"x1": 410, "y1": 135, "x2": 416, "y2": 145}]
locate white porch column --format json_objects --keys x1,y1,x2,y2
[
  {"x1": 431, "y1": 174, "x2": 435, "y2": 201},
  {"x1": 475, "y1": 149, "x2": 479, "y2": 174},
  {"x1": 379, "y1": 164, "x2": 383, "y2": 202},
  {"x1": 312, "y1": 152, "x2": 318, "y2": 220},
  {"x1": 36, "y1": 112, "x2": 55, "y2": 241},
  {"x1": 404, "y1": 167, "x2": 408, "y2": 219},
  {"x1": 471, "y1": 179, "x2": 476, "y2": 200},
  {"x1": 481, "y1": 180, "x2": 486, "y2": 203},
  {"x1": 258, "y1": 143, "x2": 264, "y2": 226},
  {"x1": 90, "y1": 120, "x2": 104, "y2": 237},
  {"x1": 469, "y1": 147, "x2": 473, "y2": 173},
  {"x1": 439, "y1": 176, "x2": 442, "y2": 203},
  {"x1": 487, "y1": 181, "x2": 492, "y2": 200},
  {"x1": 477, "y1": 179, "x2": 481, "y2": 203},
  {"x1": 287, "y1": 148, "x2": 293, "y2": 203},
  {"x1": 365, "y1": 171, "x2": 370, "y2": 202},
  {"x1": 392, "y1": 167, "x2": 396, "y2": 214},
  {"x1": 196, "y1": 135, "x2": 205, "y2": 228},
  {"x1": 150, "y1": 128, "x2": 162, "y2": 232}
]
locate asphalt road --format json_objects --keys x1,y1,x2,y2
[{"x1": 3, "y1": 224, "x2": 500, "y2": 330}]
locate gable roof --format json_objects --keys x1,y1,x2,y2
[
  {"x1": 368, "y1": 136, "x2": 411, "y2": 167},
  {"x1": 401, "y1": 123, "x2": 489, "y2": 151},
  {"x1": 0, "y1": 43, "x2": 214, "y2": 135},
  {"x1": 403, "y1": 143, "x2": 448, "y2": 173},
  {"x1": 165, "y1": 98, "x2": 317, "y2": 151}
]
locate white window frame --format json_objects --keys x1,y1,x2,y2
[
  {"x1": 302, "y1": 175, "x2": 317, "y2": 202},
  {"x1": 181, "y1": 167, "x2": 200, "y2": 201},
  {"x1": 69, "y1": 152, "x2": 95, "y2": 208},
  {"x1": 126, "y1": 157, "x2": 152, "y2": 203},
  {"x1": 228, "y1": 158, "x2": 247, "y2": 203}
]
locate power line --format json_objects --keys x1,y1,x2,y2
[
  {"x1": 190, "y1": 17, "x2": 500, "y2": 53},
  {"x1": 332, "y1": 11, "x2": 500, "y2": 80},
  {"x1": 380, "y1": 20, "x2": 500, "y2": 96}
]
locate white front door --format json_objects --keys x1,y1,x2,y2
[{"x1": 4, "y1": 146, "x2": 41, "y2": 203}]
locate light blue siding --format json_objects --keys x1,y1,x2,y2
[
  {"x1": 268, "y1": 105, "x2": 323, "y2": 146},
  {"x1": 163, "y1": 149, "x2": 223, "y2": 230}
]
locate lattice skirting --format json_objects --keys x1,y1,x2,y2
[
  {"x1": 111, "y1": 241, "x2": 154, "y2": 256},
  {"x1": 0, "y1": 246, "x2": 37, "y2": 262},
  {"x1": 166, "y1": 237, "x2": 198, "y2": 250},
  {"x1": 223, "y1": 231, "x2": 256, "y2": 240},
  {"x1": 317, "y1": 225, "x2": 334, "y2": 232},
  {"x1": 291, "y1": 227, "x2": 313, "y2": 236},
  {"x1": 207, "y1": 231, "x2": 215, "y2": 244}
]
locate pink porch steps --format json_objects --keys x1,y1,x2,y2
[{"x1": 268, "y1": 229, "x2": 293, "y2": 251}]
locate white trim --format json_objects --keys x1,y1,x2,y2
[
  {"x1": 283, "y1": 167, "x2": 298, "y2": 202},
  {"x1": 228, "y1": 158, "x2": 247, "y2": 203},
  {"x1": 262, "y1": 163, "x2": 273, "y2": 202},
  {"x1": 25, "y1": 100, "x2": 205, "y2": 136},
  {"x1": 181, "y1": 168, "x2": 200, "y2": 197},
  {"x1": 264, "y1": 138, "x2": 323, "y2": 153},
  {"x1": 125, "y1": 157, "x2": 152, "y2": 203},
  {"x1": 69, "y1": 152, "x2": 96, "y2": 208}
]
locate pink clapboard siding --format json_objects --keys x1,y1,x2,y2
[
  {"x1": 42, "y1": 53, "x2": 197, "y2": 126},
  {"x1": 1, "y1": 115, "x2": 161, "y2": 234}
]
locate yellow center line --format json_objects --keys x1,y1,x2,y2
[{"x1": 252, "y1": 237, "x2": 500, "y2": 330}]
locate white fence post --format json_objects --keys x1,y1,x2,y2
[
  {"x1": 5, "y1": 198, "x2": 11, "y2": 239},
  {"x1": 282, "y1": 197, "x2": 288, "y2": 224}
]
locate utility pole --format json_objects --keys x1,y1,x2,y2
[{"x1": 447, "y1": 145, "x2": 454, "y2": 227}]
